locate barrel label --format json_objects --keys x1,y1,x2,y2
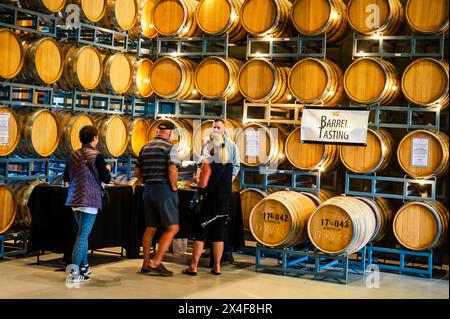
[
  {"x1": 264, "y1": 212, "x2": 289, "y2": 224},
  {"x1": 411, "y1": 138, "x2": 429, "y2": 167},
  {"x1": 0, "y1": 113, "x2": 10, "y2": 145},
  {"x1": 321, "y1": 219, "x2": 349, "y2": 231}
]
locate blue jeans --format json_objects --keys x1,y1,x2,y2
[{"x1": 71, "y1": 211, "x2": 97, "y2": 270}]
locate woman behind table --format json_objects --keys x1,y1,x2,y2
[
  {"x1": 183, "y1": 132, "x2": 233, "y2": 276},
  {"x1": 63, "y1": 125, "x2": 111, "y2": 283}
]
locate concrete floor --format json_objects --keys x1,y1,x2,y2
[{"x1": 0, "y1": 247, "x2": 448, "y2": 299}]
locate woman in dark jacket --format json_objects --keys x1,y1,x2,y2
[
  {"x1": 183, "y1": 133, "x2": 233, "y2": 276},
  {"x1": 63, "y1": 125, "x2": 111, "y2": 283}
]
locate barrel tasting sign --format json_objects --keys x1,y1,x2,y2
[{"x1": 301, "y1": 107, "x2": 370, "y2": 146}]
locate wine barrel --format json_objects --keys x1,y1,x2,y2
[
  {"x1": 393, "y1": 201, "x2": 449, "y2": 251},
  {"x1": 57, "y1": 44, "x2": 103, "y2": 91},
  {"x1": 0, "y1": 29, "x2": 24, "y2": 80},
  {"x1": 356, "y1": 196, "x2": 393, "y2": 242},
  {"x1": 11, "y1": 180, "x2": 46, "y2": 229},
  {"x1": 93, "y1": 114, "x2": 128, "y2": 158},
  {"x1": 401, "y1": 58, "x2": 449, "y2": 109},
  {"x1": 340, "y1": 128, "x2": 393, "y2": 174},
  {"x1": 152, "y1": 0, "x2": 201, "y2": 37},
  {"x1": 0, "y1": 183, "x2": 17, "y2": 234},
  {"x1": 192, "y1": 119, "x2": 241, "y2": 158},
  {"x1": 240, "y1": 0, "x2": 294, "y2": 37},
  {"x1": 285, "y1": 127, "x2": 339, "y2": 171},
  {"x1": 147, "y1": 118, "x2": 193, "y2": 161},
  {"x1": 15, "y1": 107, "x2": 59, "y2": 157},
  {"x1": 63, "y1": 0, "x2": 107, "y2": 23},
  {"x1": 123, "y1": 117, "x2": 150, "y2": 157},
  {"x1": 288, "y1": 58, "x2": 344, "y2": 105},
  {"x1": 344, "y1": 57, "x2": 399, "y2": 105},
  {"x1": 98, "y1": 52, "x2": 132, "y2": 95},
  {"x1": 238, "y1": 59, "x2": 291, "y2": 103},
  {"x1": 150, "y1": 57, "x2": 199, "y2": 100},
  {"x1": 20, "y1": 0, "x2": 66, "y2": 13},
  {"x1": 249, "y1": 191, "x2": 317, "y2": 247},
  {"x1": 195, "y1": 0, "x2": 247, "y2": 42},
  {"x1": 100, "y1": 0, "x2": 138, "y2": 31},
  {"x1": 195, "y1": 57, "x2": 243, "y2": 103},
  {"x1": 291, "y1": 0, "x2": 349, "y2": 42},
  {"x1": 300, "y1": 189, "x2": 335, "y2": 206},
  {"x1": 240, "y1": 188, "x2": 267, "y2": 232},
  {"x1": 128, "y1": 0, "x2": 158, "y2": 39},
  {"x1": 54, "y1": 110, "x2": 95, "y2": 158},
  {"x1": 307, "y1": 196, "x2": 376, "y2": 254},
  {"x1": 235, "y1": 123, "x2": 288, "y2": 167},
  {"x1": 115, "y1": 173, "x2": 141, "y2": 192},
  {"x1": 347, "y1": 0, "x2": 405, "y2": 35},
  {"x1": 126, "y1": 57, "x2": 153, "y2": 98},
  {"x1": 0, "y1": 107, "x2": 20, "y2": 157},
  {"x1": 405, "y1": 0, "x2": 448, "y2": 35},
  {"x1": 397, "y1": 129, "x2": 449, "y2": 179}
]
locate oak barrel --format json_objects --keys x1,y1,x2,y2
[
  {"x1": 15, "y1": 107, "x2": 60, "y2": 158},
  {"x1": 393, "y1": 201, "x2": 449, "y2": 250},
  {"x1": 240, "y1": 188, "x2": 267, "y2": 232},
  {"x1": 285, "y1": 127, "x2": 339, "y2": 171},
  {"x1": 195, "y1": 0, "x2": 247, "y2": 42},
  {"x1": 0, "y1": 29, "x2": 24, "y2": 80},
  {"x1": 307, "y1": 196, "x2": 376, "y2": 254},
  {"x1": 240, "y1": 0, "x2": 294, "y2": 37},
  {"x1": 288, "y1": 58, "x2": 344, "y2": 105},
  {"x1": 20, "y1": 0, "x2": 66, "y2": 13},
  {"x1": 11, "y1": 180, "x2": 45, "y2": 229},
  {"x1": 0, "y1": 183, "x2": 17, "y2": 234},
  {"x1": 405, "y1": 0, "x2": 448, "y2": 35},
  {"x1": 300, "y1": 189, "x2": 335, "y2": 206},
  {"x1": 340, "y1": 128, "x2": 393, "y2": 174},
  {"x1": 356, "y1": 196, "x2": 393, "y2": 242},
  {"x1": 347, "y1": 0, "x2": 405, "y2": 35},
  {"x1": 249, "y1": 191, "x2": 318, "y2": 247},
  {"x1": 344, "y1": 57, "x2": 399, "y2": 105},
  {"x1": 150, "y1": 57, "x2": 199, "y2": 100},
  {"x1": 401, "y1": 58, "x2": 449, "y2": 109},
  {"x1": 93, "y1": 114, "x2": 128, "y2": 158},
  {"x1": 129, "y1": 0, "x2": 159, "y2": 39},
  {"x1": 100, "y1": 0, "x2": 138, "y2": 31},
  {"x1": 238, "y1": 58, "x2": 291, "y2": 103},
  {"x1": 126, "y1": 57, "x2": 153, "y2": 98},
  {"x1": 98, "y1": 52, "x2": 132, "y2": 95},
  {"x1": 152, "y1": 0, "x2": 202, "y2": 37},
  {"x1": 0, "y1": 107, "x2": 20, "y2": 157},
  {"x1": 123, "y1": 117, "x2": 150, "y2": 157},
  {"x1": 195, "y1": 57, "x2": 243, "y2": 103},
  {"x1": 290, "y1": 0, "x2": 349, "y2": 42},
  {"x1": 65, "y1": 0, "x2": 107, "y2": 23},
  {"x1": 397, "y1": 129, "x2": 449, "y2": 179}
]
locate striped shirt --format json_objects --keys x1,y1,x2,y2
[{"x1": 136, "y1": 136, "x2": 180, "y2": 183}]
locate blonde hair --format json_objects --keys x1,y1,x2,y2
[{"x1": 208, "y1": 132, "x2": 229, "y2": 164}]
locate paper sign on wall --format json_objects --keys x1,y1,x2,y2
[
  {"x1": 301, "y1": 107, "x2": 370, "y2": 145},
  {"x1": 411, "y1": 138, "x2": 429, "y2": 167},
  {"x1": 246, "y1": 130, "x2": 259, "y2": 157},
  {"x1": 0, "y1": 113, "x2": 10, "y2": 145}
]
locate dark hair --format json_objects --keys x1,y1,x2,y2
[
  {"x1": 79, "y1": 125, "x2": 98, "y2": 144},
  {"x1": 214, "y1": 119, "x2": 225, "y2": 124}
]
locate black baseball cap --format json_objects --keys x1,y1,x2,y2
[{"x1": 158, "y1": 121, "x2": 175, "y2": 130}]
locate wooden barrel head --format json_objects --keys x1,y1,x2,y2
[
  {"x1": 291, "y1": 0, "x2": 331, "y2": 34},
  {"x1": 133, "y1": 59, "x2": 153, "y2": 97},
  {"x1": 33, "y1": 38, "x2": 63, "y2": 84},
  {"x1": 344, "y1": 58, "x2": 387, "y2": 104},
  {"x1": 114, "y1": 0, "x2": 138, "y2": 31},
  {"x1": 105, "y1": 53, "x2": 132, "y2": 94},
  {"x1": 288, "y1": 59, "x2": 329, "y2": 103},
  {"x1": 103, "y1": 116, "x2": 127, "y2": 157},
  {"x1": 140, "y1": 0, "x2": 158, "y2": 38},
  {"x1": 150, "y1": 57, "x2": 183, "y2": 97},
  {"x1": 0, "y1": 29, "x2": 23, "y2": 79},
  {"x1": 406, "y1": 0, "x2": 449, "y2": 33},
  {"x1": 81, "y1": 0, "x2": 107, "y2": 23},
  {"x1": 195, "y1": 57, "x2": 231, "y2": 98},
  {"x1": 402, "y1": 58, "x2": 448, "y2": 106},
  {"x1": 238, "y1": 59, "x2": 276, "y2": 102},
  {"x1": 0, "y1": 184, "x2": 16, "y2": 234},
  {"x1": 0, "y1": 107, "x2": 20, "y2": 157},
  {"x1": 153, "y1": 0, "x2": 188, "y2": 36},
  {"x1": 42, "y1": 0, "x2": 66, "y2": 12},
  {"x1": 347, "y1": 0, "x2": 391, "y2": 34},
  {"x1": 68, "y1": 113, "x2": 95, "y2": 151},
  {"x1": 31, "y1": 110, "x2": 59, "y2": 157},
  {"x1": 75, "y1": 46, "x2": 103, "y2": 90},
  {"x1": 196, "y1": 0, "x2": 235, "y2": 34},
  {"x1": 130, "y1": 118, "x2": 150, "y2": 157},
  {"x1": 285, "y1": 127, "x2": 327, "y2": 170},
  {"x1": 235, "y1": 124, "x2": 273, "y2": 166},
  {"x1": 241, "y1": 0, "x2": 277, "y2": 34},
  {"x1": 240, "y1": 188, "x2": 267, "y2": 231}
]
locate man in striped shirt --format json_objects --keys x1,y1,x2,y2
[{"x1": 135, "y1": 121, "x2": 180, "y2": 276}]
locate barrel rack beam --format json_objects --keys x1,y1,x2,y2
[
  {"x1": 56, "y1": 23, "x2": 128, "y2": 52},
  {"x1": 0, "y1": 230, "x2": 29, "y2": 259},
  {"x1": 344, "y1": 172, "x2": 437, "y2": 201},
  {"x1": 53, "y1": 90, "x2": 126, "y2": 115},
  {"x1": 0, "y1": 157, "x2": 50, "y2": 181},
  {"x1": 0, "y1": 3, "x2": 57, "y2": 37},
  {"x1": 156, "y1": 35, "x2": 229, "y2": 58},
  {"x1": 116, "y1": 156, "x2": 137, "y2": 178},
  {"x1": 366, "y1": 245, "x2": 437, "y2": 279},
  {"x1": 0, "y1": 81, "x2": 53, "y2": 109},
  {"x1": 255, "y1": 244, "x2": 366, "y2": 284},
  {"x1": 352, "y1": 33, "x2": 445, "y2": 59},
  {"x1": 124, "y1": 96, "x2": 155, "y2": 117},
  {"x1": 243, "y1": 101, "x2": 303, "y2": 125},
  {"x1": 246, "y1": 35, "x2": 328, "y2": 60},
  {"x1": 155, "y1": 98, "x2": 227, "y2": 119},
  {"x1": 128, "y1": 35, "x2": 156, "y2": 58}
]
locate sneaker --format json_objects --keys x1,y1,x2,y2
[
  {"x1": 80, "y1": 265, "x2": 92, "y2": 276},
  {"x1": 148, "y1": 263, "x2": 173, "y2": 276},
  {"x1": 68, "y1": 273, "x2": 90, "y2": 283}
]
